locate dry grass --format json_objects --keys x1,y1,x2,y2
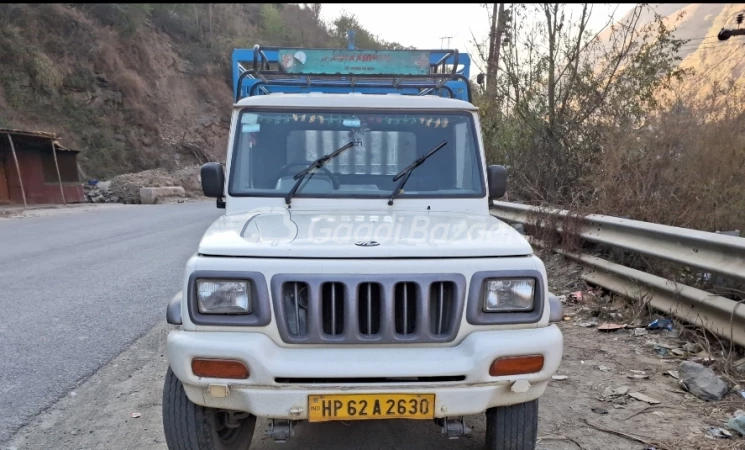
[
  {"x1": 585, "y1": 84, "x2": 745, "y2": 233},
  {"x1": 112, "y1": 69, "x2": 146, "y2": 101},
  {"x1": 495, "y1": 80, "x2": 745, "y2": 235}
]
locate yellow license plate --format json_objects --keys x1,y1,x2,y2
[{"x1": 308, "y1": 394, "x2": 435, "y2": 422}]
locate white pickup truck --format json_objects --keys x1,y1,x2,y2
[{"x1": 161, "y1": 45, "x2": 563, "y2": 450}]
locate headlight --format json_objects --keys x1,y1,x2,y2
[
  {"x1": 482, "y1": 279, "x2": 535, "y2": 312},
  {"x1": 197, "y1": 279, "x2": 252, "y2": 314}
]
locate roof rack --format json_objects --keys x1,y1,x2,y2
[{"x1": 232, "y1": 45, "x2": 472, "y2": 103}]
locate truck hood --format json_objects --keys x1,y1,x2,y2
[{"x1": 198, "y1": 208, "x2": 533, "y2": 258}]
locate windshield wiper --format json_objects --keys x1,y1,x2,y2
[
  {"x1": 388, "y1": 140, "x2": 448, "y2": 205},
  {"x1": 285, "y1": 141, "x2": 356, "y2": 207}
]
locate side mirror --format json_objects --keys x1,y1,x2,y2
[
  {"x1": 476, "y1": 73, "x2": 485, "y2": 86},
  {"x1": 200, "y1": 162, "x2": 226, "y2": 209},
  {"x1": 487, "y1": 165, "x2": 507, "y2": 200}
]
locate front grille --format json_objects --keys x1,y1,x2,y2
[{"x1": 271, "y1": 274, "x2": 466, "y2": 344}]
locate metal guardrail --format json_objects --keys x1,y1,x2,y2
[{"x1": 491, "y1": 201, "x2": 745, "y2": 347}]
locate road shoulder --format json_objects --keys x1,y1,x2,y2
[{"x1": 4, "y1": 322, "x2": 172, "y2": 450}]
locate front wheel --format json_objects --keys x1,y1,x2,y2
[
  {"x1": 162, "y1": 367, "x2": 256, "y2": 450},
  {"x1": 484, "y1": 400, "x2": 539, "y2": 450}
]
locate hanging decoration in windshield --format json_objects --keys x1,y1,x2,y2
[{"x1": 252, "y1": 114, "x2": 452, "y2": 128}]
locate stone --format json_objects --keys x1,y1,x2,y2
[
  {"x1": 678, "y1": 361, "x2": 729, "y2": 402},
  {"x1": 511, "y1": 379, "x2": 531, "y2": 393},
  {"x1": 628, "y1": 392, "x2": 660, "y2": 404},
  {"x1": 729, "y1": 415, "x2": 745, "y2": 436},
  {"x1": 614, "y1": 386, "x2": 630, "y2": 396},
  {"x1": 682, "y1": 342, "x2": 702, "y2": 353},
  {"x1": 139, "y1": 186, "x2": 186, "y2": 204},
  {"x1": 510, "y1": 223, "x2": 525, "y2": 235}
]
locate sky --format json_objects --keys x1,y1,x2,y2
[{"x1": 319, "y1": 3, "x2": 638, "y2": 76}]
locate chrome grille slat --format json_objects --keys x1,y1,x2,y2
[
  {"x1": 438, "y1": 282, "x2": 444, "y2": 335},
  {"x1": 282, "y1": 281, "x2": 308, "y2": 337},
  {"x1": 331, "y1": 282, "x2": 337, "y2": 335},
  {"x1": 321, "y1": 282, "x2": 345, "y2": 336},
  {"x1": 403, "y1": 283, "x2": 408, "y2": 335},
  {"x1": 271, "y1": 274, "x2": 466, "y2": 344},
  {"x1": 367, "y1": 283, "x2": 372, "y2": 335},
  {"x1": 429, "y1": 281, "x2": 455, "y2": 336},
  {"x1": 358, "y1": 282, "x2": 381, "y2": 336},
  {"x1": 293, "y1": 282, "x2": 300, "y2": 335}
]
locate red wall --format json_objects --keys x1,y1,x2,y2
[{"x1": 4, "y1": 149, "x2": 84, "y2": 205}]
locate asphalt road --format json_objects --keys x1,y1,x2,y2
[{"x1": 0, "y1": 201, "x2": 221, "y2": 443}]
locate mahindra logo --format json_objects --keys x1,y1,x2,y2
[{"x1": 355, "y1": 240, "x2": 380, "y2": 247}]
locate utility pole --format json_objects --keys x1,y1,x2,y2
[
  {"x1": 486, "y1": 3, "x2": 505, "y2": 93},
  {"x1": 439, "y1": 35, "x2": 454, "y2": 49}
]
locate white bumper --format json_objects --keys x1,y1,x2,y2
[{"x1": 167, "y1": 326, "x2": 563, "y2": 419}]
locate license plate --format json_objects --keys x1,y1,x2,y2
[{"x1": 308, "y1": 394, "x2": 435, "y2": 422}]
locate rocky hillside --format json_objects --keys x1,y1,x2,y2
[
  {"x1": 601, "y1": 4, "x2": 745, "y2": 99},
  {"x1": 0, "y1": 4, "x2": 401, "y2": 180}
]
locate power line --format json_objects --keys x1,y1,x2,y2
[{"x1": 695, "y1": 43, "x2": 745, "y2": 84}]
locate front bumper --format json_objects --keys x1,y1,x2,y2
[{"x1": 167, "y1": 326, "x2": 563, "y2": 419}]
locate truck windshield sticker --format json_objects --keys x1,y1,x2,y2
[
  {"x1": 241, "y1": 113, "x2": 259, "y2": 124},
  {"x1": 277, "y1": 49, "x2": 431, "y2": 76},
  {"x1": 241, "y1": 124, "x2": 261, "y2": 133}
]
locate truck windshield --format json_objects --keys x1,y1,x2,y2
[{"x1": 228, "y1": 109, "x2": 485, "y2": 200}]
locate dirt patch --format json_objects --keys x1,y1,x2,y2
[
  {"x1": 171, "y1": 166, "x2": 203, "y2": 198},
  {"x1": 543, "y1": 251, "x2": 589, "y2": 296}
]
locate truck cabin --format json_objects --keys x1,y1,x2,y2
[{"x1": 225, "y1": 44, "x2": 486, "y2": 208}]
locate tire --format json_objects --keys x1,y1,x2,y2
[
  {"x1": 162, "y1": 367, "x2": 256, "y2": 450},
  {"x1": 484, "y1": 400, "x2": 539, "y2": 450}
]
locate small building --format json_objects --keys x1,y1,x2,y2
[{"x1": 0, "y1": 128, "x2": 84, "y2": 205}]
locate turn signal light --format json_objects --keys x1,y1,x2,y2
[
  {"x1": 192, "y1": 358, "x2": 250, "y2": 379},
  {"x1": 489, "y1": 355, "x2": 544, "y2": 377}
]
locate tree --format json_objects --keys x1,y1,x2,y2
[
  {"x1": 486, "y1": 3, "x2": 505, "y2": 92},
  {"x1": 260, "y1": 3, "x2": 285, "y2": 44},
  {"x1": 303, "y1": 3, "x2": 322, "y2": 22},
  {"x1": 474, "y1": 3, "x2": 688, "y2": 203},
  {"x1": 329, "y1": 12, "x2": 409, "y2": 50}
]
